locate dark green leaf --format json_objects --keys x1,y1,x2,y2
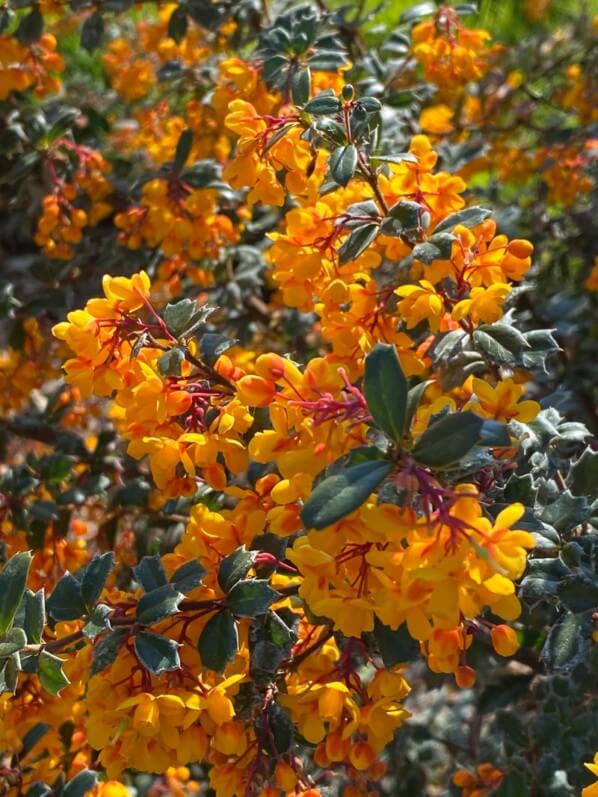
[
  {"x1": 338, "y1": 223, "x2": 379, "y2": 264},
  {"x1": 559, "y1": 540, "x2": 583, "y2": 568},
  {"x1": 136, "y1": 584, "x2": 183, "y2": 625},
  {"x1": 343, "y1": 200, "x2": 380, "y2": 225},
  {"x1": 251, "y1": 639, "x2": 285, "y2": 674},
  {"x1": 90, "y1": 628, "x2": 129, "y2": 676},
  {"x1": 541, "y1": 491, "x2": 590, "y2": 533},
  {"x1": 521, "y1": 329, "x2": 560, "y2": 372},
  {"x1": 434, "y1": 206, "x2": 492, "y2": 234},
  {"x1": 480, "y1": 420, "x2": 511, "y2": 447},
  {"x1": 42, "y1": 454, "x2": 73, "y2": 484},
  {"x1": 405, "y1": 380, "x2": 432, "y2": 433},
  {"x1": 227, "y1": 580, "x2": 279, "y2": 618},
  {"x1": 199, "y1": 333, "x2": 237, "y2": 366},
  {"x1": 308, "y1": 50, "x2": 347, "y2": 70},
  {"x1": 412, "y1": 411, "x2": 487, "y2": 468},
  {"x1": 0, "y1": 627, "x2": 27, "y2": 658},
  {"x1": 301, "y1": 459, "x2": 393, "y2": 530},
  {"x1": 197, "y1": 610, "x2": 238, "y2": 673},
  {"x1": 29, "y1": 500, "x2": 59, "y2": 522},
  {"x1": 80, "y1": 11, "x2": 104, "y2": 52},
  {"x1": 304, "y1": 92, "x2": 341, "y2": 115},
  {"x1": 22, "y1": 589, "x2": 45, "y2": 644},
  {"x1": 63, "y1": 770, "x2": 98, "y2": 797},
  {"x1": 264, "y1": 611, "x2": 296, "y2": 649},
  {"x1": 16, "y1": 8, "x2": 43, "y2": 44},
  {"x1": 81, "y1": 552, "x2": 114, "y2": 611},
  {"x1": 400, "y1": 1, "x2": 436, "y2": 22},
  {"x1": 170, "y1": 560, "x2": 206, "y2": 593},
  {"x1": 262, "y1": 55, "x2": 289, "y2": 83},
  {"x1": 557, "y1": 576, "x2": 598, "y2": 613},
  {"x1": 267, "y1": 701, "x2": 294, "y2": 754},
  {"x1": 21, "y1": 723, "x2": 50, "y2": 759},
  {"x1": 495, "y1": 771, "x2": 531, "y2": 797},
  {"x1": 363, "y1": 343, "x2": 408, "y2": 444},
  {"x1": 83, "y1": 604, "x2": 112, "y2": 639},
  {"x1": 38, "y1": 651, "x2": 70, "y2": 695},
  {"x1": 504, "y1": 474, "x2": 534, "y2": 505},
  {"x1": 358, "y1": 97, "x2": 382, "y2": 113},
  {"x1": 387, "y1": 199, "x2": 422, "y2": 230},
  {"x1": 134, "y1": 631, "x2": 180, "y2": 675},
  {"x1": 168, "y1": 6, "x2": 188, "y2": 43},
  {"x1": 135, "y1": 555, "x2": 168, "y2": 593},
  {"x1": 0, "y1": 653, "x2": 19, "y2": 694},
  {"x1": 187, "y1": 0, "x2": 225, "y2": 29},
  {"x1": 158, "y1": 60, "x2": 185, "y2": 82},
  {"x1": 46, "y1": 573, "x2": 85, "y2": 622},
  {"x1": 0, "y1": 551, "x2": 31, "y2": 634},
  {"x1": 26, "y1": 784, "x2": 52, "y2": 797},
  {"x1": 164, "y1": 298, "x2": 196, "y2": 337},
  {"x1": 157, "y1": 347, "x2": 185, "y2": 376},
  {"x1": 412, "y1": 233, "x2": 454, "y2": 264},
  {"x1": 174, "y1": 128, "x2": 194, "y2": 172},
  {"x1": 542, "y1": 611, "x2": 592, "y2": 673},
  {"x1": 329, "y1": 144, "x2": 358, "y2": 187},
  {"x1": 0, "y1": 7, "x2": 14, "y2": 33},
  {"x1": 373, "y1": 619, "x2": 420, "y2": 667},
  {"x1": 218, "y1": 546, "x2": 257, "y2": 593},
  {"x1": 112, "y1": 478, "x2": 152, "y2": 507},
  {"x1": 291, "y1": 67, "x2": 311, "y2": 106},
  {"x1": 568, "y1": 448, "x2": 598, "y2": 498}
]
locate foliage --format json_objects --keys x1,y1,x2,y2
[{"x1": 0, "y1": 0, "x2": 597, "y2": 796}]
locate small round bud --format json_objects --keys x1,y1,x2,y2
[{"x1": 341, "y1": 84, "x2": 354, "y2": 102}]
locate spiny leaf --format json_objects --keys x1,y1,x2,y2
[{"x1": 197, "y1": 610, "x2": 238, "y2": 673}]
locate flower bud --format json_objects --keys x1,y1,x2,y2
[
  {"x1": 490, "y1": 624, "x2": 520, "y2": 657},
  {"x1": 455, "y1": 665, "x2": 476, "y2": 689}
]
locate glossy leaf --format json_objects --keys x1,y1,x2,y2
[
  {"x1": 62, "y1": 770, "x2": 99, "y2": 797},
  {"x1": 80, "y1": 11, "x2": 104, "y2": 52},
  {"x1": 0, "y1": 551, "x2": 32, "y2": 634},
  {"x1": 46, "y1": 572, "x2": 85, "y2": 622},
  {"x1": 0, "y1": 627, "x2": 27, "y2": 658},
  {"x1": 373, "y1": 619, "x2": 420, "y2": 667},
  {"x1": 170, "y1": 560, "x2": 206, "y2": 593},
  {"x1": 81, "y1": 552, "x2": 115, "y2": 611},
  {"x1": 338, "y1": 223, "x2": 380, "y2": 264},
  {"x1": 218, "y1": 546, "x2": 257, "y2": 593},
  {"x1": 363, "y1": 343, "x2": 408, "y2": 444},
  {"x1": 301, "y1": 459, "x2": 393, "y2": 530},
  {"x1": 38, "y1": 651, "x2": 70, "y2": 695},
  {"x1": 434, "y1": 205, "x2": 492, "y2": 233},
  {"x1": 135, "y1": 555, "x2": 168, "y2": 593},
  {"x1": 411, "y1": 411, "x2": 506, "y2": 468},
  {"x1": 83, "y1": 604, "x2": 112, "y2": 639},
  {"x1": 134, "y1": 631, "x2": 181, "y2": 675},
  {"x1": 136, "y1": 584, "x2": 183, "y2": 626},
  {"x1": 197, "y1": 610, "x2": 238, "y2": 673},
  {"x1": 227, "y1": 580, "x2": 279, "y2": 618},
  {"x1": 90, "y1": 628, "x2": 129, "y2": 676},
  {"x1": 329, "y1": 144, "x2": 358, "y2": 187},
  {"x1": 304, "y1": 92, "x2": 341, "y2": 114},
  {"x1": 22, "y1": 589, "x2": 45, "y2": 644}
]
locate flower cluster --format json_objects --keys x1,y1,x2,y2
[
  {"x1": 2, "y1": 3, "x2": 595, "y2": 797},
  {"x1": 0, "y1": 33, "x2": 63, "y2": 99}
]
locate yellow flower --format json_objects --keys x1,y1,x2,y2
[
  {"x1": 452, "y1": 283, "x2": 511, "y2": 325},
  {"x1": 467, "y1": 377, "x2": 540, "y2": 423},
  {"x1": 395, "y1": 280, "x2": 446, "y2": 332},
  {"x1": 583, "y1": 754, "x2": 598, "y2": 797}
]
